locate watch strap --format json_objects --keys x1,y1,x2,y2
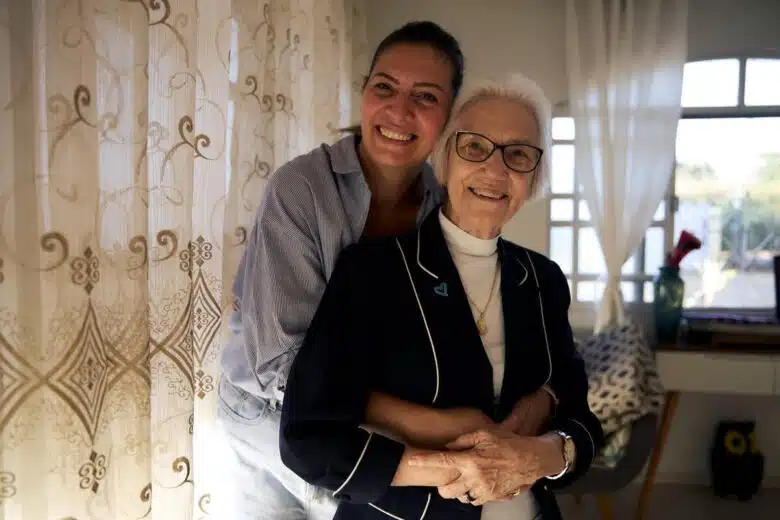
[{"x1": 546, "y1": 430, "x2": 574, "y2": 480}]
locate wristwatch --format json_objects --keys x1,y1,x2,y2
[{"x1": 546, "y1": 430, "x2": 575, "y2": 480}]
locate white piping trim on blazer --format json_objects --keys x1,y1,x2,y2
[
  {"x1": 524, "y1": 250, "x2": 553, "y2": 387},
  {"x1": 513, "y1": 254, "x2": 529, "y2": 286},
  {"x1": 396, "y1": 238, "x2": 440, "y2": 404},
  {"x1": 416, "y1": 230, "x2": 438, "y2": 279},
  {"x1": 333, "y1": 431, "x2": 374, "y2": 497},
  {"x1": 419, "y1": 492, "x2": 432, "y2": 519},
  {"x1": 416, "y1": 228, "x2": 530, "y2": 288},
  {"x1": 368, "y1": 492, "x2": 432, "y2": 520},
  {"x1": 369, "y1": 503, "x2": 405, "y2": 520},
  {"x1": 568, "y1": 417, "x2": 597, "y2": 462}
]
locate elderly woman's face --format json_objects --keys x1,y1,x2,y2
[{"x1": 445, "y1": 98, "x2": 540, "y2": 235}]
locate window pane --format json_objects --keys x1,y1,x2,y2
[
  {"x1": 745, "y1": 59, "x2": 780, "y2": 106},
  {"x1": 644, "y1": 227, "x2": 665, "y2": 275},
  {"x1": 621, "y1": 249, "x2": 639, "y2": 275},
  {"x1": 644, "y1": 281, "x2": 654, "y2": 303},
  {"x1": 578, "y1": 200, "x2": 591, "y2": 221},
  {"x1": 551, "y1": 145, "x2": 575, "y2": 194},
  {"x1": 552, "y1": 117, "x2": 575, "y2": 140},
  {"x1": 578, "y1": 228, "x2": 606, "y2": 275},
  {"x1": 621, "y1": 281, "x2": 637, "y2": 303},
  {"x1": 681, "y1": 59, "x2": 739, "y2": 108},
  {"x1": 550, "y1": 198, "x2": 574, "y2": 221},
  {"x1": 577, "y1": 281, "x2": 605, "y2": 302},
  {"x1": 675, "y1": 117, "x2": 780, "y2": 309},
  {"x1": 550, "y1": 227, "x2": 574, "y2": 275}
]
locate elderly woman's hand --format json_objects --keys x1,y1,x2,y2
[{"x1": 407, "y1": 429, "x2": 565, "y2": 506}]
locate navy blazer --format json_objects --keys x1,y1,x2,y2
[{"x1": 280, "y1": 210, "x2": 604, "y2": 520}]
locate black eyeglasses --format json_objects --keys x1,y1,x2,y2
[{"x1": 454, "y1": 131, "x2": 543, "y2": 173}]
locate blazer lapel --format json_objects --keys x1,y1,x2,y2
[
  {"x1": 397, "y1": 213, "x2": 554, "y2": 416},
  {"x1": 496, "y1": 240, "x2": 553, "y2": 417},
  {"x1": 405, "y1": 212, "x2": 495, "y2": 409}
]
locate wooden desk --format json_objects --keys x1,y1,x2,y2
[{"x1": 635, "y1": 343, "x2": 780, "y2": 520}]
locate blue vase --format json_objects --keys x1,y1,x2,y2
[{"x1": 653, "y1": 266, "x2": 685, "y2": 344}]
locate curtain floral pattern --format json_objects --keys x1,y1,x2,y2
[{"x1": 0, "y1": 1, "x2": 367, "y2": 519}]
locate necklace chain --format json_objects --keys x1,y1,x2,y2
[{"x1": 463, "y1": 260, "x2": 500, "y2": 336}]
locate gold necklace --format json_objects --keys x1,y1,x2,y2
[{"x1": 464, "y1": 261, "x2": 500, "y2": 336}]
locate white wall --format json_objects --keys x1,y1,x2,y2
[{"x1": 365, "y1": 0, "x2": 780, "y2": 487}]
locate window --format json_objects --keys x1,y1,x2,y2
[
  {"x1": 549, "y1": 56, "x2": 780, "y2": 312},
  {"x1": 675, "y1": 57, "x2": 780, "y2": 309},
  {"x1": 547, "y1": 118, "x2": 671, "y2": 305}
]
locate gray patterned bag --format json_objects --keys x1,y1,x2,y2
[{"x1": 575, "y1": 322, "x2": 665, "y2": 467}]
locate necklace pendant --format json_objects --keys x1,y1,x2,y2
[{"x1": 476, "y1": 317, "x2": 488, "y2": 336}]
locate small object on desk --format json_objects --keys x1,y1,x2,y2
[
  {"x1": 710, "y1": 420, "x2": 764, "y2": 501},
  {"x1": 679, "y1": 312, "x2": 780, "y2": 351},
  {"x1": 653, "y1": 266, "x2": 685, "y2": 343},
  {"x1": 653, "y1": 230, "x2": 701, "y2": 343}
]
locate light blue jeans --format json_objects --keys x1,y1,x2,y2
[{"x1": 214, "y1": 378, "x2": 339, "y2": 520}]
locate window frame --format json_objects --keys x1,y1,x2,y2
[
  {"x1": 674, "y1": 53, "x2": 780, "y2": 314},
  {"x1": 548, "y1": 52, "x2": 780, "y2": 316},
  {"x1": 547, "y1": 112, "x2": 675, "y2": 310}
]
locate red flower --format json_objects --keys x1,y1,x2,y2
[{"x1": 666, "y1": 230, "x2": 702, "y2": 268}]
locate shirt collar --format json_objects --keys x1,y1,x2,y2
[
  {"x1": 438, "y1": 208, "x2": 499, "y2": 257},
  {"x1": 328, "y1": 134, "x2": 363, "y2": 174}
]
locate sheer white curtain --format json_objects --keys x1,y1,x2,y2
[
  {"x1": 565, "y1": 0, "x2": 689, "y2": 332},
  {"x1": 0, "y1": 1, "x2": 366, "y2": 519}
]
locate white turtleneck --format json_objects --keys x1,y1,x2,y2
[
  {"x1": 438, "y1": 210, "x2": 505, "y2": 396},
  {"x1": 438, "y1": 210, "x2": 539, "y2": 520}
]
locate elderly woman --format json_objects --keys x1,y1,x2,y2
[{"x1": 279, "y1": 75, "x2": 603, "y2": 520}]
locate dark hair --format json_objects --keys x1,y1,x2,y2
[
  {"x1": 367, "y1": 21, "x2": 464, "y2": 98},
  {"x1": 341, "y1": 21, "x2": 464, "y2": 134}
]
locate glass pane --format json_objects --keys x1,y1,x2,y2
[
  {"x1": 552, "y1": 117, "x2": 575, "y2": 140},
  {"x1": 644, "y1": 281, "x2": 654, "y2": 303},
  {"x1": 550, "y1": 198, "x2": 574, "y2": 221},
  {"x1": 621, "y1": 281, "x2": 637, "y2": 303},
  {"x1": 577, "y1": 281, "x2": 605, "y2": 302},
  {"x1": 745, "y1": 59, "x2": 780, "y2": 106},
  {"x1": 675, "y1": 117, "x2": 780, "y2": 308},
  {"x1": 681, "y1": 59, "x2": 739, "y2": 108},
  {"x1": 653, "y1": 200, "x2": 666, "y2": 222},
  {"x1": 551, "y1": 145, "x2": 575, "y2": 194},
  {"x1": 621, "y1": 249, "x2": 639, "y2": 275},
  {"x1": 578, "y1": 200, "x2": 591, "y2": 221},
  {"x1": 550, "y1": 227, "x2": 574, "y2": 275},
  {"x1": 644, "y1": 227, "x2": 665, "y2": 275},
  {"x1": 578, "y1": 228, "x2": 606, "y2": 275}
]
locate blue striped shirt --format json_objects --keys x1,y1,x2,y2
[{"x1": 220, "y1": 135, "x2": 445, "y2": 400}]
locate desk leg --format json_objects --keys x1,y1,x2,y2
[{"x1": 635, "y1": 390, "x2": 680, "y2": 520}]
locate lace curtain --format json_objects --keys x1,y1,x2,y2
[{"x1": 0, "y1": 1, "x2": 367, "y2": 519}]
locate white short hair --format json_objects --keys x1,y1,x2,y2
[{"x1": 429, "y1": 73, "x2": 553, "y2": 201}]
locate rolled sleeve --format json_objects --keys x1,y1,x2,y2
[
  {"x1": 280, "y1": 246, "x2": 404, "y2": 504},
  {"x1": 542, "y1": 262, "x2": 605, "y2": 488}
]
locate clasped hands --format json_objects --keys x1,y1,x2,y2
[{"x1": 402, "y1": 387, "x2": 564, "y2": 506}]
